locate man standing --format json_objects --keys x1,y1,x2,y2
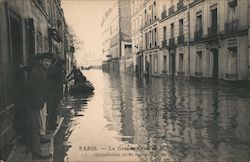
[
  {"x1": 25, "y1": 52, "x2": 52, "y2": 159},
  {"x1": 47, "y1": 54, "x2": 66, "y2": 131}
]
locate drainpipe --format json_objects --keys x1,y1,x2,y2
[{"x1": 187, "y1": 0, "x2": 191, "y2": 80}]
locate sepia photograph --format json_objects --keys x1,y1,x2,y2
[{"x1": 0, "y1": 0, "x2": 250, "y2": 161}]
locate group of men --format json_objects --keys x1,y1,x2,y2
[{"x1": 16, "y1": 52, "x2": 66, "y2": 159}]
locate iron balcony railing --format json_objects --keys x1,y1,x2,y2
[
  {"x1": 177, "y1": 35, "x2": 184, "y2": 44},
  {"x1": 207, "y1": 25, "x2": 218, "y2": 37},
  {"x1": 194, "y1": 23, "x2": 203, "y2": 41},
  {"x1": 161, "y1": 10, "x2": 167, "y2": 19},
  {"x1": 177, "y1": 0, "x2": 184, "y2": 11},
  {"x1": 169, "y1": 37, "x2": 175, "y2": 48},
  {"x1": 225, "y1": 20, "x2": 239, "y2": 34},
  {"x1": 162, "y1": 39, "x2": 168, "y2": 47},
  {"x1": 194, "y1": 30, "x2": 203, "y2": 41},
  {"x1": 168, "y1": 6, "x2": 175, "y2": 16}
]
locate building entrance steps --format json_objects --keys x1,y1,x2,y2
[{"x1": 6, "y1": 117, "x2": 64, "y2": 162}]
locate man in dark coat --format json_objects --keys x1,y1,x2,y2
[
  {"x1": 25, "y1": 52, "x2": 52, "y2": 158},
  {"x1": 47, "y1": 54, "x2": 66, "y2": 131},
  {"x1": 67, "y1": 65, "x2": 86, "y2": 84}
]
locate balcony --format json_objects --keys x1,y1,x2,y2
[
  {"x1": 169, "y1": 38, "x2": 175, "y2": 48},
  {"x1": 177, "y1": 35, "x2": 184, "y2": 44},
  {"x1": 194, "y1": 24, "x2": 203, "y2": 41},
  {"x1": 225, "y1": 20, "x2": 239, "y2": 34},
  {"x1": 177, "y1": 1, "x2": 184, "y2": 11},
  {"x1": 161, "y1": 10, "x2": 167, "y2": 19},
  {"x1": 168, "y1": 6, "x2": 175, "y2": 16},
  {"x1": 207, "y1": 25, "x2": 218, "y2": 37},
  {"x1": 194, "y1": 30, "x2": 203, "y2": 41},
  {"x1": 162, "y1": 40, "x2": 168, "y2": 47}
]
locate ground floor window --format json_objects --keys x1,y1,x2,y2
[
  {"x1": 227, "y1": 47, "x2": 237, "y2": 74},
  {"x1": 179, "y1": 53, "x2": 184, "y2": 73},
  {"x1": 196, "y1": 51, "x2": 202, "y2": 75},
  {"x1": 154, "y1": 55, "x2": 158, "y2": 74},
  {"x1": 163, "y1": 55, "x2": 167, "y2": 72}
]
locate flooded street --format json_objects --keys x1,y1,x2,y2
[{"x1": 54, "y1": 69, "x2": 250, "y2": 162}]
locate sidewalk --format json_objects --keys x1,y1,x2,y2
[{"x1": 6, "y1": 117, "x2": 64, "y2": 162}]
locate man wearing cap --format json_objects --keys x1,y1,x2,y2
[
  {"x1": 47, "y1": 54, "x2": 66, "y2": 131},
  {"x1": 25, "y1": 52, "x2": 52, "y2": 159}
]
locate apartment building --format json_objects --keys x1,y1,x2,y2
[
  {"x1": 158, "y1": 0, "x2": 249, "y2": 81},
  {"x1": 101, "y1": 0, "x2": 132, "y2": 73},
  {"x1": 141, "y1": 0, "x2": 161, "y2": 76},
  {"x1": 0, "y1": 0, "x2": 74, "y2": 156},
  {"x1": 131, "y1": 0, "x2": 144, "y2": 76}
]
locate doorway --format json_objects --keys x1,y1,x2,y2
[
  {"x1": 169, "y1": 51, "x2": 175, "y2": 76},
  {"x1": 211, "y1": 48, "x2": 219, "y2": 79},
  {"x1": 10, "y1": 14, "x2": 23, "y2": 101}
]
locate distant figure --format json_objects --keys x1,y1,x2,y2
[{"x1": 67, "y1": 65, "x2": 86, "y2": 84}]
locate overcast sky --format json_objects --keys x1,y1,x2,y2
[{"x1": 61, "y1": 0, "x2": 114, "y2": 66}]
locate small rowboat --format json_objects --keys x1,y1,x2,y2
[{"x1": 69, "y1": 81, "x2": 94, "y2": 94}]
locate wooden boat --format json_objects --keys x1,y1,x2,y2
[{"x1": 69, "y1": 81, "x2": 94, "y2": 94}]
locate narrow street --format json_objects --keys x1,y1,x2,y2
[{"x1": 54, "y1": 69, "x2": 250, "y2": 162}]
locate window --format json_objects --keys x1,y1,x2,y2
[
  {"x1": 154, "y1": 55, "x2": 158, "y2": 73},
  {"x1": 211, "y1": 7, "x2": 217, "y2": 29},
  {"x1": 163, "y1": 26, "x2": 167, "y2": 40},
  {"x1": 171, "y1": 23, "x2": 174, "y2": 38},
  {"x1": 163, "y1": 56, "x2": 167, "y2": 71},
  {"x1": 196, "y1": 12, "x2": 202, "y2": 31},
  {"x1": 196, "y1": 51, "x2": 202, "y2": 73},
  {"x1": 227, "y1": 48, "x2": 237, "y2": 74},
  {"x1": 228, "y1": 0, "x2": 237, "y2": 7},
  {"x1": 179, "y1": 19, "x2": 184, "y2": 36},
  {"x1": 179, "y1": 54, "x2": 184, "y2": 72},
  {"x1": 154, "y1": 28, "x2": 157, "y2": 46},
  {"x1": 228, "y1": 0, "x2": 238, "y2": 21},
  {"x1": 149, "y1": 31, "x2": 152, "y2": 48},
  {"x1": 163, "y1": 5, "x2": 166, "y2": 11}
]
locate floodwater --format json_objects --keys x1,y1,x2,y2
[{"x1": 54, "y1": 69, "x2": 250, "y2": 162}]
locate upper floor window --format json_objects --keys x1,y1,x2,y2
[
  {"x1": 179, "y1": 19, "x2": 184, "y2": 35},
  {"x1": 196, "y1": 11, "x2": 202, "y2": 31},
  {"x1": 163, "y1": 4, "x2": 166, "y2": 11},
  {"x1": 163, "y1": 26, "x2": 167, "y2": 40},
  {"x1": 228, "y1": 0, "x2": 237, "y2": 8},
  {"x1": 170, "y1": 23, "x2": 174, "y2": 38}
]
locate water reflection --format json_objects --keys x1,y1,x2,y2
[{"x1": 54, "y1": 70, "x2": 250, "y2": 162}]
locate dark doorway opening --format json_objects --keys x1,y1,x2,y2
[
  {"x1": 10, "y1": 15, "x2": 23, "y2": 101},
  {"x1": 169, "y1": 52, "x2": 175, "y2": 76},
  {"x1": 211, "y1": 48, "x2": 219, "y2": 79}
]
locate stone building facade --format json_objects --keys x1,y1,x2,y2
[
  {"x1": 0, "y1": 0, "x2": 74, "y2": 158},
  {"x1": 131, "y1": 0, "x2": 144, "y2": 76},
  {"x1": 131, "y1": 0, "x2": 250, "y2": 81},
  {"x1": 101, "y1": 0, "x2": 132, "y2": 73}
]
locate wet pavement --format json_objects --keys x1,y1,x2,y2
[{"x1": 54, "y1": 69, "x2": 250, "y2": 162}]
